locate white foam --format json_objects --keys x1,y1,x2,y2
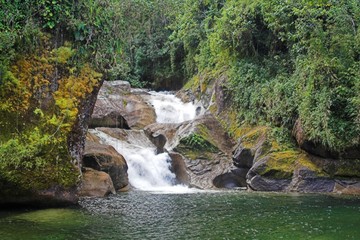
[
  {"x1": 92, "y1": 130, "x2": 176, "y2": 191},
  {"x1": 148, "y1": 91, "x2": 198, "y2": 123},
  {"x1": 90, "y1": 91, "x2": 202, "y2": 193}
]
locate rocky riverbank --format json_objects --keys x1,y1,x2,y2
[{"x1": 84, "y1": 80, "x2": 360, "y2": 195}]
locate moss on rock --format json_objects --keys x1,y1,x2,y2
[
  {"x1": 177, "y1": 132, "x2": 219, "y2": 161},
  {"x1": 0, "y1": 36, "x2": 102, "y2": 201}
]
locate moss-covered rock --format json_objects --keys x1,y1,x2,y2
[
  {"x1": 0, "y1": 36, "x2": 103, "y2": 205},
  {"x1": 180, "y1": 70, "x2": 360, "y2": 193}
]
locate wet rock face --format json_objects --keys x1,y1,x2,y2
[
  {"x1": 232, "y1": 126, "x2": 360, "y2": 194},
  {"x1": 91, "y1": 81, "x2": 156, "y2": 129},
  {"x1": 79, "y1": 168, "x2": 116, "y2": 197},
  {"x1": 170, "y1": 115, "x2": 237, "y2": 189},
  {"x1": 90, "y1": 111, "x2": 130, "y2": 129},
  {"x1": 246, "y1": 156, "x2": 292, "y2": 191},
  {"x1": 144, "y1": 129, "x2": 167, "y2": 154},
  {"x1": 144, "y1": 113, "x2": 238, "y2": 189},
  {"x1": 83, "y1": 141, "x2": 129, "y2": 191},
  {"x1": 169, "y1": 152, "x2": 190, "y2": 185},
  {"x1": 290, "y1": 168, "x2": 336, "y2": 193}
]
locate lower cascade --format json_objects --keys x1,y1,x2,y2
[{"x1": 92, "y1": 91, "x2": 200, "y2": 192}]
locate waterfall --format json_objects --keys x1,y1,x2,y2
[
  {"x1": 92, "y1": 92, "x2": 200, "y2": 193},
  {"x1": 91, "y1": 129, "x2": 177, "y2": 191},
  {"x1": 147, "y1": 91, "x2": 199, "y2": 123}
]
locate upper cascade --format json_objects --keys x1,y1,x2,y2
[{"x1": 147, "y1": 91, "x2": 201, "y2": 124}]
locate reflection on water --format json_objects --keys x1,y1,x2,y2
[{"x1": 1, "y1": 191, "x2": 360, "y2": 239}]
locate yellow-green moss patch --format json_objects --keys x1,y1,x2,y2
[
  {"x1": 297, "y1": 153, "x2": 323, "y2": 174},
  {"x1": 240, "y1": 126, "x2": 269, "y2": 149}
]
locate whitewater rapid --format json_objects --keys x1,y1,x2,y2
[
  {"x1": 92, "y1": 91, "x2": 201, "y2": 193},
  {"x1": 147, "y1": 91, "x2": 199, "y2": 123}
]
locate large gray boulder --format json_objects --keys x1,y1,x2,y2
[
  {"x1": 148, "y1": 114, "x2": 237, "y2": 189},
  {"x1": 91, "y1": 81, "x2": 156, "y2": 129}
]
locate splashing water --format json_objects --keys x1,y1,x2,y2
[
  {"x1": 92, "y1": 129, "x2": 177, "y2": 191},
  {"x1": 91, "y1": 92, "x2": 200, "y2": 193},
  {"x1": 147, "y1": 91, "x2": 200, "y2": 123}
]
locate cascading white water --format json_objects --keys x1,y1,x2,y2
[
  {"x1": 148, "y1": 91, "x2": 199, "y2": 123},
  {"x1": 91, "y1": 129, "x2": 177, "y2": 191},
  {"x1": 92, "y1": 91, "x2": 200, "y2": 193}
]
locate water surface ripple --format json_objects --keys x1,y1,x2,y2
[{"x1": 1, "y1": 191, "x2": 360, "y2": 239}]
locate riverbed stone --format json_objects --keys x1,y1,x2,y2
[
  {"x1": 83, "y1": 141, "x2": 128, "y2": 191},
  {"x1": 79, "y1": 168, "x2": 116, "y2": 197}
]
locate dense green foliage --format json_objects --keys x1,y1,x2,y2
[
  {"x1": 170, "y1": 0, "x2": 360, "y2": 151},
  {"x1": 0, "y1": 0, "x2": 107, "y2": 189},
  {"x1": 0, "y1": 0, "x2": 183, "y2": 87},
  {"x1": 0, "y1": 0, "x2": 359, "y2": 193},
  {"x1": 0, "y1": 0, "x2": 184, "y2": 191}
]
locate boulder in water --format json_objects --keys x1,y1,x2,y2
[
  {"x1": 169, "y1": 152, "x2": 190, "y2": 185},
  {"x1": 79, "y1": 168, "x2": 116, "y2": 197},
  {"x1": 144, "y1": 128, "x2": 167, "y2": 154},
  {"x1": 83, "y1": 141, "x2": 128, "y2": 191},
  {"x1": 167, "y1": 114, "x2": 236, "y2": 189}
]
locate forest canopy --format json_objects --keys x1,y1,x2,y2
[
  {"x1": 1, "y1": 0, "x2": 359, "y2": 154},
  {"x1": 169, "y1": 0, "x2": 360, "y2": 151}
]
